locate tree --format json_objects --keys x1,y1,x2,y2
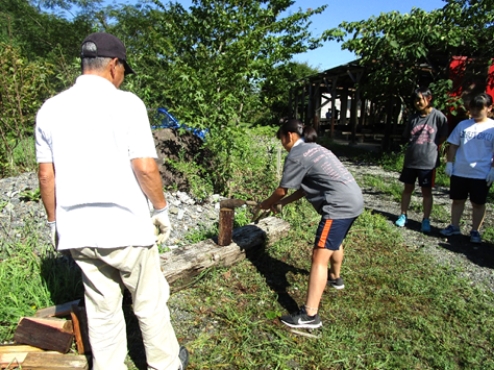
[
  {"x1": 0, "y1": 42, "x2": 55, "y2": 175},
  {"x1": 109, "y1": 0, "x2": 327, "y2": 193},
  {"x1": 322, "y1": 0, "x2": 494, "y2": 117},
  {"x1": 259, "y1": 61, "x2": 320, "y2": 125}
]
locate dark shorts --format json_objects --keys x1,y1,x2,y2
[
  {"x1": 399, "y1": 167, "x2": 435, "y2": 188},
  {"x1": 314, "y1": 217, "x2": 357, "y2": 251},
  {"x1": 450, "y1": 175, "x2": 490, "y2": 204}
]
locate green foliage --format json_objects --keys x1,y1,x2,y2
[
  {"x1": 166, "y1": 149, "x2": 214, "y2": 201},
  {"x1": 184, "y1": 224, "x2": 218, "y2": 244},
  {"x1": 0, "y1": 223, "x2": 83, "y2": 343},
  {"x1": 0, "y1": 0, "x2": 94, "y2": 61},
  {"x1": 259, "y1": 61, "x2": 320, "y2": 125},
  {"x1": 0, "y1": 42, "x2": 55, "y2": 176},
  {"x1": 225, "y1": 125, "x2": 281, "y2": 199},
  {"x1": 110, "y1": 0, "x2": 326, "y2": 192},
  {"x1": 19, "y1": 188, "x2": 41, "y2": 202},
  {"x1": 322, "y1": 0, "x2": 494, "y2": 120},
  {"x1": 378, "y1": 144, "x2": 406, "y2": 173}
]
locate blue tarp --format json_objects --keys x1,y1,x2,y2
[{"x1": 153, "y1": 107, "x2": 208, "y2": 141}]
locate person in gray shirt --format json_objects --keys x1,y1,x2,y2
[
  {"x1": 395, "y1": 87, "x2": 449, "y2": 233},
  {"x1": 258, "y1": 118, "x2": 363, "y2": 329}
]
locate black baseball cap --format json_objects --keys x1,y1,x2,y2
[{"x1": 81, "y1": 33, "x2": 135, "y2": 75}]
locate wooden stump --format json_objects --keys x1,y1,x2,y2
[{"x1": 218, "y1": 208, "x2": 234, "y2": 246}]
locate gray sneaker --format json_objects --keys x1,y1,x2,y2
[
  {"x1": 328, "y1": 277, "x2": 345, "y2": 290},
  {"x1": 280, "y1": 306, "x2": 322, "y2": 329},
  {"x1": 178, "y1": 346, "x2": 189, "y2": 370}
]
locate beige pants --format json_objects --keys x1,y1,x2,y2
[{"x1": 71, "y1": 245, "x2": 180, "y2": 370}]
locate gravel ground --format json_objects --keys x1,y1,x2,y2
[
  {"x1": 0, "y1": 172, "x2": 225, "y2": 251},
  {"x1": 1, "y1": 163, "x2": 494, "y2": 294},
  {"x1": 343, "y1": 159, "x2": 494, "y2": 293}
]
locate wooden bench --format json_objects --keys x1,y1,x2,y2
[
  {"x1": 341, "y1": 132, "x2": 374, "y2": 143},
  {"x1": 373, "y1": 134, "x2": 402, "y2": 142}
]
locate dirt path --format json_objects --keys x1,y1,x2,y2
[{"x1": 342, "y1": 159, "x2": 494, "y2": 293}]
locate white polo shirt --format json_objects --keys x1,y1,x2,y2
[{"x1": 35, "y1": 75, "x2": 158, "y2": 250}]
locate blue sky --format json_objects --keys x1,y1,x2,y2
[{"x1": 165, "y1": 0, "x2": 446, "y2": 71}]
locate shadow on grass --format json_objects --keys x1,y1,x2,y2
[
  {"x1": 367, "y1": 208, "x2": 448, "y2": 237},
  {"x1": 39, "y1": 253, "x2": 92, "y2": 367},
  {"x1": 123, "y1": 304, "x2": 147, "y2": 370},
  {"x1": 363, "y1": 207, "x2": 494, "y2": 269},
  {"x1": 243, "y1": 242, "x2": 309, "y2": 314},
  {"x1": 438, "y1": 239, "x2": 494, "y2": 269}
]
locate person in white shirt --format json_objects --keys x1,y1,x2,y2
[
  {"x1": 35, "y1": 32, "x2": 188, "y2": 370},
  {"x1": 440, "y1": 93, "x2": 494, "y2": 244}
]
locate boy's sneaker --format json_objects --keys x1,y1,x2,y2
[
  {"x1": 280, "y1": 306, "x2": 322, "y2": 329},
  {"x1": 178, "y1": 346, "x2": 189, "y2": 370},
  {"x1": 470, "y1": 230, "x2": 482, "y2": 244},
  {"x1": 440, "y1": 225, "x2": 461, "y2": 236},
  {"x1": 395, "y1": 214, "x2": 407, "y2": 227},
  {"x1": 328, "y1": 277, "x2": 345, "y2": 290},
  {"x1": 421, "y1": 219, "x2": 431, "y2": 233}
]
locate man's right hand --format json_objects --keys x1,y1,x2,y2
[
  {"x1": 152, "y1": 205, "x2": 172, "y2": 244},
  {"x1": 445, "y1": 162, "x2": 454, "y2": 177},
  {"x1": 47, "y1": 220, "x2": 57, "y2": 249}
]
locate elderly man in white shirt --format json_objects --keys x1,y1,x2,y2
[{"x1": 35, "y1": 32, "x2": 188, "y2": 370}]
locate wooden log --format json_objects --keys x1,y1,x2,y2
[
  {"x1": 160, "y1": 216, "x2": 290, "y2": 284},
  {"x1": 217, "y1": 208, "x2": 234, "y2": 246},
  {"x1": 34, "y1": 300, "x2": 81, "y2": 318},
  {"x1": 14, "y1": 317, "x2": 74, "y2": 353},
  {"x1": 18, "y1": 352, "x2": 89, "y2": 370},
  {"x1": 70, "y1": 305, "x2": 91, "y2": 355}
]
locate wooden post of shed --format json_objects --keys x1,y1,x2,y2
[
  {"x1": 330, "y1": 77, "x2": 338, "y2": 139},
  {"x1": 312, "y1": 83, "x2": 321, "y2": 132}
]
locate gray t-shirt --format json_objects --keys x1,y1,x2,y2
[
  {"x1": 280, "y1": 143, "x2": 364, "y2": 219},
  {"x1": 403, "y1": 108, "x2": 449, "y2": 169}
]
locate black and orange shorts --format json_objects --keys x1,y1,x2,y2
[{"x1": 314, "y1": 217, "x2": 357, "y2": 251}]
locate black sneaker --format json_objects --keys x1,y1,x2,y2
[
  {"x1": 178, "y1": 346, "x2": 189, "y2": 370},
  {"x1": 280, "y1": 306, "x2": 322, "y2": 329},
  {"x1": 328, "y1": 277, "x2": 345, "y2": 290}
]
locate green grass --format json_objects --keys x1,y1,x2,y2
[
  {"x1": 0, "y1": 223, "x2": 84, "y2": 342},
  {"x1": 360, "y1": 174, "x2": 403, "y2": 203},
  {"x1": 3, "y1": 135, "x2": 494, "y2": 369},
  {"x1": 5, "y1": 205, "x2": 494, "y2": 368},
  {"x1": 165, "y1": 207, "x2": 494, "y2": 369}
]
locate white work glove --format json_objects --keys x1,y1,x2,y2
[
  {"x1": 487, "y1": 168, "x2": 494, "y2": 186},
  {"x1": 47, "y1": 220, "x2": 58, "y2": 249},
  {"x1": 445, "y1": 162, "x2": 454, "y2": 177},
  {"x1": 152, "y1": 205, "x2": 172, "y2": 244}
]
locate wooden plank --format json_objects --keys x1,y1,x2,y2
[
  {"x1": 0, "y1": 347, "x2": 59, "y2": 369},
  {"x1": 161, "y1": 217, "x2": 290, "y2": 285},
  {"x1": 35, "y1": 300, "x2": 81, "y2": 318},
  {"x1": 20, "y1": 352, "x2": 89, "y2": 370},
  {"x1": 14, "y1": 317, "x2": 74, "y2": 353},
  {"x1": 0, "y1": 345, "x2": 45, "y2": 353},
  {"x1": 1, "y1": 351, "x2": 28, "y2": 368}
]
